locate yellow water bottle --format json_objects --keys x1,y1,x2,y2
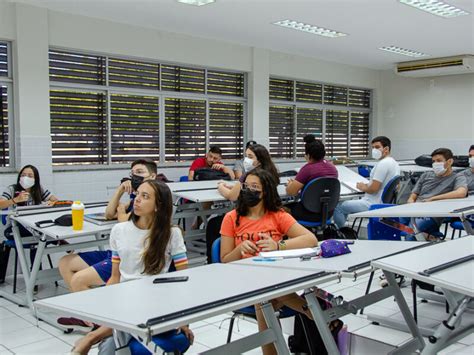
[{"x1": 71, "y1": 201, "x2": 85, "y2": 231}]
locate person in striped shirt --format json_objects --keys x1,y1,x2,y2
[{"x1": 71, "y1": 180, "x2": 193, "y2": 354}]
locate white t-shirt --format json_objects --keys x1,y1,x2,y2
[
  {"x1": 363, "y1": 156, "x2": 400, "y2": 205},
  {"x1": 109, "y1": 221, "x2": 187, "y2": 282}
]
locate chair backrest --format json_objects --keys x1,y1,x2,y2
[
  {"x1": 358, "y1": 165, "x2": 372, "y2": 178},
  {"x1": 367, "y1": 203, "x2": 401, "y2": 241},
  {"x1": 381, "y1": 175, "x2": 401, "y2": 204},
  {"x1": 300, "y1": 177, "x2": 340, "y2": 224},
  {"x1": 211, "y1": 237, "x2": 221, "y2": 263},
  {"x1": 179, "y1": 175, "x2": 189, "y2": 182}
]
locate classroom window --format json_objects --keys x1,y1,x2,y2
[
  {"x1": 49, "y1": 49, "x2": 246, "y2": 166},
  {"x1": 269, "y1": 77, "x2": 371, "y2": 159},
  {"x1": 0, "y1": 42, "x2": 11, "y2": 167}
]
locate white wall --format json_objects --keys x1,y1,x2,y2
[{"x1": 379, "y1": 71, "x2": 474, "y2": 159}]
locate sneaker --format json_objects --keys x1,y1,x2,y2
[{"x1": 57, "y1": 317, "x2": 96, "y2": 333}]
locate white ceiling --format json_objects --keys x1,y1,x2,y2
[{"x1": 10, "y1": 0, "x2": 474, "y2": 70}]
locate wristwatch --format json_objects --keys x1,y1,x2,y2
[{"x1": 278, "y1": 240, "x2": 287, "y2": 251}]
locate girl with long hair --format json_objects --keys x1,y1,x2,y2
[
  {"x1": 218, "y1": 144, "x2": 279, "y2": 201},
  {"x1": 72, "y1": 180, "x2": 193, "y2": 354},
  {"x1": 220, "y1": 168, "x2": 318, "y2": 355}
]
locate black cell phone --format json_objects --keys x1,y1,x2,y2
[{"x1": 153, "y1": 276, "x2": 189, "y2": 284}]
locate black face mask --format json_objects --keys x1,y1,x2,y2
[
  {"x1": 130, "y1": 174, "x2": 145, "y2": 191},
  {"x1": 239, "y1": 188, "x2": 262, "y2": 207}
]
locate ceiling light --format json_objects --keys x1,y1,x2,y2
[
  {"x1": 399, "y1": 0, "x2": 470, "y2": 18},
  {"x1": 378, "y1": 46, "x2": 430, "y2": 58},
  {"x1": 273, "y1": 20, "x2": 347, "y2": 38},
  {"x1": 176, "y1": 0, "x2": 215, "y2": 6}
]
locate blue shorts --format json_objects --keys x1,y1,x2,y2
[{"x1": 78, "y1": 250, "x2": 112, "y2": 283}]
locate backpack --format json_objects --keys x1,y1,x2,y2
[
  {"x1": 414, "y1": 155, "x2": 432, "y2": 167},
  {"x1": 453, "y1": 155, "x2": 469, "y2": 168},
  {"x1": 322, "y1": 224, "x2": 358, "y2": 241},
  {"x1": 288, "y1": 298, "x2": 346, "y2": 355},
  {"x1": 193, "y1": 168, "x2": 231, "y2": 181}
]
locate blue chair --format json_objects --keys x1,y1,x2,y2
[
  {"x1": 179, "y1": 176, "x2": 189, "y2": 182},
  {"x1": 296, "y1": 177, "x2": 340, "y2": 232},
  {"x1": 128, "y1": 329, "x2": 190, "y2": 354},
  {"x1": 211, "y1": 238, "x2": 297, "y2": 343},
  {"x1": 352, "y1": 175, "x2": 401, "y2": 234},
  {"x1": 367, "y1": 204, "x2": 403, "y2": 241},
  {"x1": 358, "y1": 165, "x2": 372, "y2": 178},
  {"x1": 449, "y1": 219, "x2": 474, "y2": 239}
]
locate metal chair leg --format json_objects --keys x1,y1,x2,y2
[
  {"x1": 412, "y1": 280, "x2": 418, "y2": 323},
  {"x1": 226, "y1": 314, "x2": 238, "y2": 343},
  {"x1": 13, "y1": 248, "x2": 18, "y2": 294},
  {"x1": 46, "y1": 254, "x2": 58, "y2": 287}
]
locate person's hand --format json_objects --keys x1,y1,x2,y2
[
  {"x1": 256, "y1": 233, "x2": 278, "y2": 252},
  {"x1": 212, "y1": 163, "x2": 224, "y2": 170},
  {"x1": 14, "y1": 191, "x2": 29, "y2": 203},
  {"x1": 120, "y1": 179, "x2": 132, "y2": 195},
  {"x1": 422, "y1": 197, "x2": 433, "y2": 203},
  {"x1": 178, "y1": 326, "x2": 194, "y2": 345},
  {"x1": 45, "y1": 200, "x2": 55, "y2": 206},
  {"x1": 286, "y1": 178, "x2": 294, "y2": 186},
  {"x1": 356, "y1": 182, "x2": 367, "y2": 191},
  {"x1": 240, "y1": 240, "x2": 258, "y2": 256},
  {"x1": 72, "y1": 334, "x2": 96, "y2": 355}
]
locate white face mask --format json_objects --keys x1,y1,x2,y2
[
  {"x1": 432, "y1": 162, "x2": 446, "y2": 176},
  {"x1": 371, "y1": 148, "x2": 383, "y2": 160},
  {"x1": 243, "y1": 157, "x2": 256, "y2": 172},
  {"x1": 20, "y1": 176, "x2": 35, "y2": 189},
  {"x1": 469, "y1": 157, "x2": 474, "y2": 168}
]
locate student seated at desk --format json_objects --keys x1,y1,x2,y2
[
  {"x1": 57, "y1": 159, "x2": 157, "y2": 329},
  {"x1": 457, "y1": 144, "x2": 474, "y2": 193},
  {"x1": 188, "y1": 145, "x2": 235, "y2": 181},
  {"x1": 220, "y1": 168, "x2": 317, "y2": 355},
  {"x1": 286, "y1": 139, "x2": 338, "y2": 221},
  {"x1": 233, "y1": 140, "x2": 257, "y2": 180},
  {"x1": 400, "y1": 148, "x2": 468, "y2": 240},
  {"x1": 218, "y1": 144, "x2": 279, "y2": 201},
  {"x1": 0, "y1": 165, "x2": 58, "y2": 266},
  {"x1": 333, "y1": 136, "x2": 400, "y2": 228},
  {"x1": 72, "y1": 180, "x2": 193, "y2": 355}
]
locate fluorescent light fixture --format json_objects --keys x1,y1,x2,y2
[
  {"x1": 273, "y1": 19, "x2": 347, "y2": 38},
  {"x1": 399, "y1": 0, "x2": 470, "y2": 18},
  {"x1": 176, "y1": 0, "x2": 215, "y2": 6},
  {"x1": 379, "y1": 46, "x2": 430, "y2": 58}
]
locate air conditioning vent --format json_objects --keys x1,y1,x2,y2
[{"x1": 396, "y1": 55, "x2": 474, "y2": 77}]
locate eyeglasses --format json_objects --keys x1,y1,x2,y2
[{"x1": 242, "y1": 183, "x2": 262, "y2": 193}]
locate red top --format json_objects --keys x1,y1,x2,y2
[{"x1": 189, "y1": 157, "x2": 223, "y2": 172}]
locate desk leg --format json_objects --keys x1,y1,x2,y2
[
  {"x1": 460, "y1": 217, "x2": 474, "y2": 235},
  {"x1": 304, "y1": 292, "x2": 340, "y2": 355},
  {"x1": 260, "y1": 302, "x2": 290, "y2": 355},
  {"x1": 383, "y1": 271, "x2": 425, "y2": 354},
  {"x1": 26, "y1": 237, "x2": 47, "y2": 309}
]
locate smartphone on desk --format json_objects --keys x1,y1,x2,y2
[{"x1": 153, "y1": 276, "x2": 189, "y2": 284}]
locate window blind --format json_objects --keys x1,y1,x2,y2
[
  {"x1": 110, "y1": 94, "x2": 159, "y2": 164},
  {"x1": 165, "y1": 98, "x2": 206, "y2": 161},
  {"x1": 296, "y1": 81, "x2": 322, "y2": 104},
  {"x1": 269, "y1": 105, "x2": 294, "y2": 158},
  {"x1": 50, "y1": 90, "x2": 107, "y2": 165},
  {"x1": 269, "y1": 78, "x2": 294, "y2": 101},
  {"x1": 161, "y1": 65, "x2": 205, "y2": 93},
  {"x1": 49, "y1": 50, "x2": 106, "y2": 85},
  {"x1": 0, "y1": 43, "x2": 7, "y2": 77},
  {"x1": 325, "y1": 110, "x2": 349, "y2": 157},
  {"x1": 0, "y1": 85, "x2": 9, "y2": 167},
  {"x1": 108, "y1": 58, "x2": 159, "y2": 90},
  {"x1": 296, "y1": 108, "x2": 323, "y2": 157},
  {"x1": 350, "y1": 112, "x2": 370, "y2": 157},
  {"x1": 207, "y1": 70, "x2": 244, "y2": 97},
  {"x1": 209, "y1": 101, "x2": 243, "y2": 159}
]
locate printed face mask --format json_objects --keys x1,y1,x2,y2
[
  {"x1": 130, "y1": 174, "x2": 145, "y2": 191},
  {"x1": 19, "y1": 176, "x2": 35, "y2": 189},
  {"x1": 239, "y1": 188, "x2": 261, "y2": 207},
  {"x1": 371, "y1": 148, "x2": 383, "y2": 160},
  {"x1": 432, "y1": 162, "x2": 446, "y2": 176},
  {"x1": 243, "y1": 157, "x2": 256, "y2": 172}
]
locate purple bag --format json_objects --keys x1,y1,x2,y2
[{"x1": 320, "y1": 240, "x2": 351, "y2": 258}]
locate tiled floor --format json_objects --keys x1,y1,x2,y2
[{"x1": 0, "y1": 269, "x2": 472, "y2": 354}]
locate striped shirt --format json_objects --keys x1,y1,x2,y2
[{"x1": 2, "y1": 184, "x2": 51, "y2": 206}]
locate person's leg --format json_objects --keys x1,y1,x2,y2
[
  {"x1": 333, "y1": 200, "x2": 370, "y2": 228},
  {"x1": 73, "y1": 326, "x2": 113, "y2": 355},
  {"x1": 70, "y1": 258, "x2": 111, "y2": 292},
  {"x1": 58, "y1": 254, "x2": 89, "y2": 289},
  {"x1": 414, "y1": 217, "x2": 444, "y2": 239}
]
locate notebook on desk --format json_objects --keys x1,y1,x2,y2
[{"x1": 84, "y1": 213, "x2": 117, "y2": 225}]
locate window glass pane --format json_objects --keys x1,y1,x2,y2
[
  {"x1": 269, "y1": 105, "x2": 294, "y2": 158},
  {"x1": 49, "y1": 50, "x2": 106, "y2": 85},
  {"x1": 269, "y1": 78, "x2": 294, "y2": 101},
  {"x1": 207, "y1": 71, "x2": 244, "y2": 97},
  {"x1": 165, "y1": 98, "x2": 206, "y2": 161},
  {"x1": 161, "y1": 65, "x2": 205, "y2": 93},
  {"x1": 325, "y1": 110, "x2": 349, "y2": 157},
  {"x1": 50, "y1": 90, "x2": 107, "y2": 165},
  {"x1": 0, "y1": 43, "x2": 7, "y2": 77},
  {"x1": 324, "y1": 85, "x2": 348, "y2": 106},
  {"x1": 209, "y1": 101, "x2": 243, "y2": 159},
  {"x1": 350, "y1": 112, "x2": 370, "y2": 157},
  {"x1": 111, "y1": 94, "x2": 159, "y2": 164},
  {"x1": 109, "y1": 58, "x2": 159, "y2": 90},
  {"x1": 296, "y1": 108, "x2": 323, "y2": 157},
  {"x1": 296, "y1": 81, "x2": 322, "y2": 104},
  {"x1": 0, "y1": 85, "x2": 9, "y2": 167}
]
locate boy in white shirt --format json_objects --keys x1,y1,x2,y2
[{"x1": 333, "y1": 136, "x2": 400, "y2": 228}]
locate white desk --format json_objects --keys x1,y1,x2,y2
[
  {"x1": 35, "y1": 263, "x2": 334, "y2": 355},
  {"x1": 2, "y1": 203, "x2": 115, "y2": 313},
  {"x1": 350, "y1": 198, "x2": 474, "y2": 235},
  {"x1": 373, "y1": 238, "x2": 474, "y2": 354}
]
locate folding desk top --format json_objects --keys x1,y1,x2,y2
[
  {"x1": 35, "y1": 263, "x2": 332, "y2": 338},
  {"x1": 350, "y1": 198, "x2": 474, "y2": 219},
  {"x1": 233, "y1": 240, "x2": 429, "y2": 273},
  {"x1": 373, "y1": 237, "x2": 474, "y2": 297},
  {"x1": 10, "y1": 205, "x2": 112, "y2": 239}
]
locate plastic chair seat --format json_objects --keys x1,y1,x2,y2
[
  {"x1": 128, "y1": 330, "x2": 190, "y2": 354},
  {"x1": 297, "y1": 219, "x2": 331, "y2": 228}
]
